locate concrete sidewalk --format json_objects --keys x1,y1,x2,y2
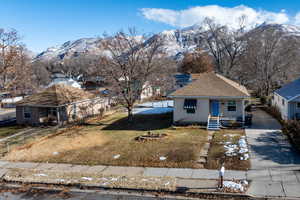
[{"x1": 0, "y1": 161, "x2": 248, "y2": 195}]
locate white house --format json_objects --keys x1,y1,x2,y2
[
  {"x1": 169, "y1": 72, "x2": 250, "y2": 130},
  {"x1": 272, "y1": 78, "x2": 300, "y2": 120}
]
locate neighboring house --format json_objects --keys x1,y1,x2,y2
[
  {"x1": 48, "y1": 72, "x2": 82, "y2": 89},
  {"x1": 16, "y1": 84, "x2": 109, "y2": 126},
  {"x1": 272, "y1": 77, "x2": 300, "y2": 120},
  {"x1": 169, "y1": 72, "x2": 250, "y2": 130}
]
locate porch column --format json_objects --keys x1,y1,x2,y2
[
  {"x1": 242, "y1": 99, "x2": 245, "y2": 122},
  {"x1": 56, "y1": 107, "x2": 60, "y2": 123}
]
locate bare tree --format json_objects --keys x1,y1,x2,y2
[
  {"x1": 98, "y1": 28, "x2": 175, "y2": 121},
  {"x1": 198, "y1": 18, "x2": 246, "y2": 76},
  {"x1": 0, "y1": 28, "x2": 21, "y2": 89},
  {"x1": 240, "y1": 26, "x2": 298, "y2": 96}
]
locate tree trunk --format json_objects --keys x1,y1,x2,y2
[{"x1": 127, "y1": 106, "x2": 133, "y2": 122}]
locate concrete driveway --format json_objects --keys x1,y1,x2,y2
[{"x1": 246, "y1": 108, "x2": 300, "y2": 198}]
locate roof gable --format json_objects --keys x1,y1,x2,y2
[
  {"x1": 169, "y1": 72, "x2": 250, "y2": 98},
  {"x1": 275, "y1": 78, "x2": 300, "y2": 100}
]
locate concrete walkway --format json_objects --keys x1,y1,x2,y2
[{"x1": 246, "y1": 108, "x2": 300, "y2": 198}]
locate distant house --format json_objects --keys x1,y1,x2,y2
[
  {"x1": 169, "y1": 72, "x2": 250, "y2": 130},
  {"x1": 272, "y1": 78, "x2": 300, "y2": 120},
  {"x1": 16, "y1": 84, "x2": 109, "y2": 126},
  {"x1": 48, "y1": 73, "x2": 82, "y2": 89}
]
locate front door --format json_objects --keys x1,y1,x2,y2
[{"x1": 210, "y1": 100, "x2": 219, "y2": 117}]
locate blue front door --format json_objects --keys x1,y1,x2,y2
[{"x1": 210, "y1": 100, "x2": 219, "y2": 117}]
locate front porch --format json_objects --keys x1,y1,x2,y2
[{"x1": 207, "y1": 99, "x2": 247, "y2": 130}]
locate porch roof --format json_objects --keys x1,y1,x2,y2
[{"x1": 169, "y1": 72, "x2": 250, "y2": 98}]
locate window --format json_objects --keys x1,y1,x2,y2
[
  {"x1": 23, "y1": 107, "x2": 31, "y2": 119},
  {"x1": 184, "y1": 99, "x2": 197, "y2": 114},
  {"x1": 297, "y1": 102, "x2": 300, "y2": 108},
  {"x1": 227, "y1": 100, "x2": 236, "y2": 112},
  {"x1": 282, "y1": 99, "x2": 285, "y2": 106}
]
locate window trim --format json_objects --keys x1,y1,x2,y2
[
  {"x1": 297, "y1": 102, "x2": 300, "y2": 108},
  {"x1": 227, "y1": 100, "x2": 237, "y2": 112}
]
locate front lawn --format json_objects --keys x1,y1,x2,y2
[
  {"x1": 4, "y1": 113, "x2": 208, "y2": 168},
  {"x1": 0, "y1": 126, "x2": 25, "y2": 139},
  {"x1": 205, "y1": 129, "x2": 250, "y2": 171}
]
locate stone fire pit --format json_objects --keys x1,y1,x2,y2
[{"x1": 135, "y1": 131, "x2": 167, "y2": 142}]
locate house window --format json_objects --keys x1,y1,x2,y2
[
  {"x1": 23, "y1": 107, "x2": 31, "y2": 119},
  {"x1": 297, "y1": 102, "x2": 300, "y2": 108},
  {"x1": 184, "y1": 99, "x2": 197, "y2": 114},
  {"x1": 227, "y1": 100, "x2": 236, "y2": 112},
  {"x1": 282, "y1": 99, "x2": 285, "y2": 106},
  {"x1": 49, "y1": 108, "x2": 57, "y2": 116}
]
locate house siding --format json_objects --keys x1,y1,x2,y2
[
  {"x1": 173, "y1": 98, "x2": 209, "y2": 124},
  {"x1": 16, "y1": 98, "x2": 111, "y2": 125},
  {"x1": 272, "y1": 93, "x2": 289, "y2": 120},
  {"x1": 173, "y1": 98, "x2": 244, "y2": 124}
]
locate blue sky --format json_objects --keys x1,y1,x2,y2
[{"x1": 0, "y1": 0, "x2": 299, "y2": 52}]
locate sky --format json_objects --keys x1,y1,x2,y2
[{"x1": 1, "y1": 0, "x2": 300, "y2": 53}]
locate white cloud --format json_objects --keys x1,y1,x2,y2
[
  {"x1": 141, "y1": 5, "x2": 290, "y2": 29},
  {"x1": 294, "y1": 12, "x2": 300, "y2": 25}
]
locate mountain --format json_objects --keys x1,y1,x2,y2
[{"x1": 34, "y1": 23, "x2": 300, "y2": 62}]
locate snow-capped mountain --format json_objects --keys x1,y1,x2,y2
[{"x1": 34, "y1": 23, "x2": 300, "y2": 62}]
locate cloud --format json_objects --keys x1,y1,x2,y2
[
  {"x1": 141, "y1": 5, "x2": 290, "y2": 29},
  {"x1": 294, "y1": 12, "x2": 300, "y2": 25}
]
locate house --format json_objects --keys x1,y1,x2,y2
[
  {"x1": 169, "y1": 72, "x2": 250, "y2": 130},
  {"x1": 272, "y1": 77, "x2": 300, "y2": 120},
  {"x1": 48, "y1": 72, "x2": 82, "y2": 89},
  {"x1": 16, "y1": 84, "x2": 109, "y2": 126}
]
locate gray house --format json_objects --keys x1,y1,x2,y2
[
  {"x1": 169, "y1": 72, "x2": 250, "y2": 130},
  {"x1": 272, "y1": 78, "x2": 300, "y2": 120}
]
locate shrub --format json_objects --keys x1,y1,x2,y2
[{"x1": 282, "y1": 120, "x2": 300, "y2": 151}]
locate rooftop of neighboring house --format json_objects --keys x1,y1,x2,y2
[
  {"x1": 17, "y1": 84, "x2": 96, "y2": 107},
  {"x1": 274, "y1": 77, "x2": 300, "y2": 101},
  {"x1": 169, "y1": 72, "x2": 250, "y2": 98}
]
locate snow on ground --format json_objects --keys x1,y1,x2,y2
[
  {"x1": 223, "y1": 135, "x2": 249, "y2": 160},
  {"x1": 223, "y1": 180, "x2": 248, "y2": 192},
  {"x1": 133, "y1": 100, "x2": 174, "y2": 115},
  {"x1": 133, "y1": 107, "x2": 173, "y2": 115}
]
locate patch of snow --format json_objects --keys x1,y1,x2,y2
[
  {"x1": 34, "y1": 173, "x2": 48, "y2": 177},
  {"x1": 164, "y1": 181, "x2": 170, "y2": 186},
  {"x1": 81, "y1": 177, "x2": 93, "y2": 181},
  {"x1": 133, "y1": 107, "x2": 173, "y2": 115},
  {"x1": 56, "y1": 179, "x2": 65, "y2": 182},
  {"x1": 52, "y1": 152, "x2": 59, "y2": 155},
  {"x1": 113, "y1": 154, "x2": 120, "y2": 159},
  {"x1": 223, "y1": 181, "x2": 244, "y2": 192},
  {"x1": 159, "y1": 156, "x2": 167, "y2": 161},
  {"x1": 1, "y1": 96, "x2": 23, "y2": 103},
  {"x1": 111, "y1": 177, "x2": 118, "y2": 181}
]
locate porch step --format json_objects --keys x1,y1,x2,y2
[{"x1": 207, "y1": 115, "x2": 221, "y2": 130}]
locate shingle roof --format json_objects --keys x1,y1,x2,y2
[
  {"x1": 17, "y1": 84, "x2": 96, "y2": 107},
  {"x1": 169, "y1": 72, "x2": 250, "y2": 98},
  {"x1": 274, "y1": 78, "x2": 300, "y2": 101}
]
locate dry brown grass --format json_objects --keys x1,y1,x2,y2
[
  {"x1": 205, "y1": 129, "x2": 250, "y2": 171},
  {"x1": 4, "y1": 112, "x2": 208, "y2": 168}
]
